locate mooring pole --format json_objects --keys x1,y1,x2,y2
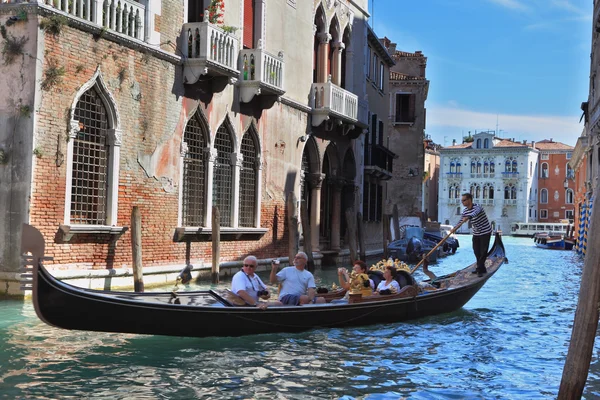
[
  {"x1": 558, "y1": 194, "x2": 600, "y2": 399},
  {"x1": 131, "y1": 206, "x2": 144, "y2": 293},
  {"x1": 212, "y1": 206, "x2": 220, "y2": 284}
]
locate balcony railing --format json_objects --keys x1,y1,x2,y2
[
  {"x1": 482, "y1": 173, "x2": 495, "y2": 178},
  {"x1": 504, "y1": 199, "x2": 517, "y2": 206},
  {"x1": 364, "y1": 144, "x2": 394, "y2": 180},
  {"x1": 310, "y1": 79, "x2": 358, "y2": 127},
  {"x1": 502, "y1": 172, "x2": 519, "y2": 179},
  {"x1": 33, "y1": 0, "x2": 146, "y2": 40},
  {"x1": 446, "y1": 172, "x2": 463, "y2": 179},
  {"x1": 182, "y1": 15, "x2": 240, "y2": 85},
  {"x1": 470, "y1": 173, "x2": 482, "y2": 179},
  {"x1": 448, "y1": 198, "x2": 460, "y2": 205},
  {"x1": 481, "y1": 199, "x2": 495, "y2": 206},
  {"x1": 238, "y1": 42, "x2": 285, "y2": 102}
]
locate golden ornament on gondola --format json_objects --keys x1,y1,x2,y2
[{"x1": 369, "y1": 258, "x2": 410, "y2": 273}]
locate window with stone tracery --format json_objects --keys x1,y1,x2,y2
[
  {"x1": 182, "y1": 110, "x2": 208, "y2": 227},
  {"x1": 239, "y1": 128, "x2": 259, "y2": 227},
  {"x1": 504, "y1": 184, "x2": 517, "y2": 200}
]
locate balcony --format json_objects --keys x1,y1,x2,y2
[
  {"x1": 364, "y1": 144, "x2": 395, "y2": 180},
  {"x1": 310, "y1": 79, "x2": 358, "y2": 127},
  {"x1": 36, "y1": 0, "x2": 146, "y2": 40},
  {"x1": 446, "y1": 172, "x2": 463, "y2": 180},
  {"x1": 448, "y1": 198, "x2": 460, "y2": 205},
  {"x1": 481, "y1": 199, "x2": 495, "y2": 206},
  {"x1": 502, "y1": 172, "x2": 519, "y2": 180},
  {"x1": 470, "y1": 173, "x2": 482, "y2": 179},
  {"x1": 504, "y1": 199, "x2": 517, "y2": 206},
  {"x1": 482, "y1": 173, "x2": 495, "y2": 178},
  {"x1": 238, "y1": 43, "x2": 285, "y2": 102},
  {"x1": 182, "y1": 16, "x2": 240, "y2": 85}
]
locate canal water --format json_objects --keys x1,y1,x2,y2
[{"x1": 1, "y1": 235, "x2": 598, "y2": 399}]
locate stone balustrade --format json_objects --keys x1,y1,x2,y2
[{"x1": 310, "y1": 80, "x2": 358, "y2": 126}]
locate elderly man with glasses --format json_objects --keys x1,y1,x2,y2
[
  {"x1": 231, "y1": 255, "x2": 279, "y2": 309},
  {"x1": 269, "y1": 252, "x2": 326, "y2": 306}
]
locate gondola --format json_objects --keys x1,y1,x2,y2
[{"x1": 20, "y1": 224, "x2": 507, "y2": 339}]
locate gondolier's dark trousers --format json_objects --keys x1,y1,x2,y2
[{"x1": 472, "y1": 233, "x2": 491, "y2": 272}]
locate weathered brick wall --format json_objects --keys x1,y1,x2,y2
[
  {"x1": 159, "y1": 0, "x2": 184, "y2": 54},
  {"x1": 30, "y1": 23, "x2": 306, "y2": 271}
]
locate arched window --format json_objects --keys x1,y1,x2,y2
[
  {"x1": 470, "y1": 183, "x2": 481, "y2": 199},
  {"x1": 239, "y1": 129, "x2": 259, "y2": 227},
  {"x1": 504, "y1": 184, "x2": 517, "y2": 200},
  {"x1": 450, "y1": 161, "x2": 455, "y2": 173},
  {"x1": 566, "y1": 164, "x2": 574, "y2": 179},
  {"x1": 505, "y1": 159, "x2": 511, "y2": 172},
  {"x1": 483, "y1": 160, "x2": 489, "y2": 174},
  {"x1": 483, "y1": 183, "x2": 494, "y2": 199},
  {"x1": 182, "y1": 111, "x2": 208, "y2": 226},
  {"x1": 476, "y1": 138, "x2": 481, "y2": 148},
  {"x1": 512, "y1": 160, "x2": 518, "y2": 172},
  {"x1": 484, "y1": 138, "x2": 489, "y2": 148},
  {"x1": 213, "y1": 123, "x2": 234, "y2": 227},
  {"x1": 566, "y1": 189, "x2": 574, "y2": 204},
  {"x1": 490, "y1": 161, "x2": 495, "y2": 173},
  {"x1": 456, "y1": 206, "x2": 461, "y2": 215},
  {"x1": 471, "y1": 160, "x2": 476, "y2": 173},
  {"x1": 477, "y1": 160, "x2": 482, "y2": 173},
  {"x1": 540, "y1": 188, "x2": 548, "y2": 204},
  {"x1": 70, "y1": 87, "x2": 110, "y2": 225},
  {"x1": 456, "y1": 161, "x2": 461, "y2": 173},
  {"x1": 511, "y1": 185, "x2": 517, "y2": 199},
  {"x1": 541, "y1": 162, "x2": 548, "y2": 178}
]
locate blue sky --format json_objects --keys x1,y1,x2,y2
[{"x1": 369, "y1": 0, "x2": 592, "y2": 147}]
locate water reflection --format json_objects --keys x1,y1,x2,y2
[{"x1": 2, "y1": 236, "x2": 600, "y2": 399}]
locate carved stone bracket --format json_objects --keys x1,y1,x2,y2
[
  {"x1": 206, "y1": 147, "x2": 218, "y2": 163},
  {"x1": 68, "y1": 119, "x2": 79, "y2": 140},
  {"x1": 107, "y1": 128, "x2": 122, "y2": 146},
  {"x1": 231, "y1": 152, "x2": 244, "y2": 167},
  {"x1": 317, "y1": 32, "x2": 332, "y2": 44},
  {"x1": 307, "y1": 173, "x2": 326, "y2": 190},
  {"x1": 180, "y1": 140, "x2": 189, "y2": 157}
]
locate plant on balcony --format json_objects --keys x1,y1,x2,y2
[
  {"x1": 206, "y1": 0, "x2": 225, "y2": 24},
  {"x1": 39, "y1": 14, "x2": 69, "y2": 36}
]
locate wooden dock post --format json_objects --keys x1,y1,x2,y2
[
  {"x1": 300, "y1": 200, "x2": 315, "y2": 272},
  {"x1": 357, "y1": 212, "x2": 366, "y2": 261},
  {"x1": 131, "y1": 206, "x2": 144, "y2": 293},
  {"x1": 212, "y1": 206, "x2": 220, "y2": 284},
  {"x1": 383, "y1": 214, "x2": 390, "y2": 259},
  {"x1": 345, "y1": 208, "x2": 358, "y2": 264},
  {"x1": 287, "y1": 192, "x2": 299, "y2": 261},
  {"x1": 392, "y1": 204, "x2": 401, "y2": 241},
  {"x1": 558, "y1": 194, "x2": 600, "y2": 399}
]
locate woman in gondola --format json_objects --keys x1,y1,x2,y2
[
  {"x1": 375, "y1": 266, "x2": 401, "y2": 295},
  {"x1": 337, "y1": 260, "x2": 375, "y2": 292}
]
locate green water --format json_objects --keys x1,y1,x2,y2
[{"x1": 1, "y1": 236, "x2": 599, "y2": 399}]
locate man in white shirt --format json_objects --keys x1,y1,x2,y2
[
  {"x1": 269, "y1": 252, "x2": 326, "y2": 306},
  {"x1": 231, "y1": 256, "x2": 278, "y2": 309}
]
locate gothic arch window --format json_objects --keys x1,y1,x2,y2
[
  {"x1": 565, "y1": 188, "x2": 574, "y2": 204},
  {"x1": 66, "y1": 70, "x2": 120, "y2": 227},
  {"x1": 540, "y1": 188, "x2": 548, "y2": 203},
  {"x1": 476, "y1": 138, "x2": 481, "y2": 149},
  {"x1": 181, "y1": 110, "x2": 209, "y2": 227},
  {"x1": 470, "y1": 157, "x2": 480, "y2": 174},
  {"x1": 239, "y1": 128, "x2": 259, "y2": 227},
  {"x1": 505, "y1": 157, "x2": 517, "y2": 173},
  {"x1": 512, "y1": 160, "x2": 518, "y2": 172},
  {"x1": 504, "y1": 184, "x2": 517, "y2": 200},
  {"x1": 484, "y1": 138, "x2": 489, "y2": 148},
  {"x1": 213, "y1": 122, "x2": 235, "y2": 227},
  {"x1": 470, "y1": 183, "x2": 481, "y2": 199},
  {"x1": 450, "y1": 161, "x2": 455, "y2": 173},
  {"x1": 566, "y1": 163, "x2": 574, "y2": 179},
  {"x1": 449, "y1": 183, "x2": 460, "y2": 199},
  {"x1": 483, "y1": 183, "x2": 494, "y2": 199},
  {"x1": 541, "y1": 162, "x2": 549, "y2": 178},
  {"x1": 456, "y1": 206, "x2": 461, "y2": 215}
]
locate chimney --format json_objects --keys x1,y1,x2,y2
[
  {"x1": 388, "y1": 42, "x2": 397, "y2": 54},
  {"x1": 415, "y1": 50, "x2": 422, "y2": 55},
  {"x1": 452, "y1": 139, "x2": 456, "y2": 146},
  {"x1": 531, "y1": 141, "x2": 535, "y2": 149},
  {"x1": 523, "y1": 140, "x2": 526, "y2": 144},
  {"x1": 550, "y1": 138, "x2": 553, "y2": 142}
]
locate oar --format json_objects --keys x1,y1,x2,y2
[{"x1": 409, "y1": 219, "x2": 466, "y2": 274}]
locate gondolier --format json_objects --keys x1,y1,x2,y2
[{"x1": 458, "y1": 193, "x2": 493, "y2": 277}]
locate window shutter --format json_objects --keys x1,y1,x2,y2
[
  {"x1": 409, "y1": 94, "x2": 416, "y2": 122},
  {"x1": 378, "y1": 120, "x2": 384, "y2": 146},
  {"x1": 243, "y1": 0, "x2": 255, "y2": 48},
  {"x1": 371, "y1": 114, "x2": 377, "y2": 145},
  {"x1": 395, "y1": 94, "x2": 402, "y2": 122}
]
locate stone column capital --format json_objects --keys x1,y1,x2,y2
[
  {"x1": 331, "y1": 41, "x2": 345, "y2": 51},
  {"x1": 107, "y1": 128, "x2": 122, "y2": 146},
  {"x1": 231, "y1": 152, "x2": 244, "y2": 167},
  {"x1": 206, "y1": 147, "x2": 218, "y2": 163},
  {"x1": 330, "y1": 177, "x2": 346, "y2": 190},
  {"x1": 317, "y1": 32, "x2": 332, "y2": 44},
  {"x1": 180, "y1": 140, "x2": 189, "y2": 157},
  {"x1": 307, "y1": 173, "x2": 326, "y2": 189}
]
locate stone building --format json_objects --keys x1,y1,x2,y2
[
  {"x1": 534, "y1": 139, "x2": 575, "y2": 223},
  {"x1": 569, "y1": 132, "x2": 589, "y2": 230},
  {"x1": 358, "y1": 26, "x2": 394, "y2": 253},
  {"x1": 438, "y1": 132, "x2": 538, "y2": 234},
  {"x1": 384, "y1": 44, "x2": 429, "y2": 219},
  {"x1": 0, "y1": 0, "x2": 374, "y2": 294},
  {"x1": 423, "y1": 137, "x2": 440, "y2": 222}
]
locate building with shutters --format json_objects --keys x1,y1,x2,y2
[{"x1": 0, "y1": 0, "x2": 379, "y2": 294}]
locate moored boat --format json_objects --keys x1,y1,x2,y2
[
  {"x1": 21, "y1": 224, "x2": 507, "y2": 339},
  {"x1": 533, "y1": 232, "x2": 575, "y2": 250}
]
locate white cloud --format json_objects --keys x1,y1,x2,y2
[
  {"x1": 487, "y1": 0, "x2": 529, "y2": 11},
  {"x1": 426, "y1": 104, "x2": 583, "y2": 146}
]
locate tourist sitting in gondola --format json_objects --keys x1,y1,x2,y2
[
  {"x1": 269, "y1": 252, "x2": 327, "y2": 306},
  {"x1": 375, "y1": 266, "x2": 401, "y2": 295},
  {"x1": 337, "y1": 260, "x2": 375, "y2": 292},
  {"x1": 231, "y1": 256, "x2": 282, "y2": 309}
]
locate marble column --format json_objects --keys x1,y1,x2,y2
[
  {"x1": 330, "y1": 41, "x2": 345, "y2": 86},
  {"x1": 317, "y1": 32, "x2": 332, "y2": 83},
  {"x1": 231, "y1": 152, "x2": 244, "y2": 228},
  {"x1": 330, "y1": 177, "x2": 345, "y2": 252},
  {"x1": 307, "y1": 173, "x2": 325, "y2": 251},
  {"x1": 205, "y1": 148, "x2": 218, "y2": 228}
]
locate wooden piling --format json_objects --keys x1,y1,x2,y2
[
  {"x1": 345, "y1": 208, "x2": 358, "y2": 263},
  {"x1": 300, "y1": 200, "x2": 315, "y2": 272},
  {"x1": 357, "y1": 212, "x2": 366, "y2": 261},
  {"x1": 211, "y1": 206, "x2": 220, "y2": 284},
  {"x1": 383, "y1": 214, "x2": 390, "y2": 259},
  {"x1": 287, "y1": 192, "x2": 299, "y2": 261},
  {"x1": 558, "y1": 194, "x2": 600, "y2": 399},
  {"x1": 392, "y1": 204, "x2": 400, "y2": 241},
  {"x1": 131, "y1": 206, "x2": 144, "y2": 293}
]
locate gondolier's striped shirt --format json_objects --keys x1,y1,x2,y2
[{"x1": 461, "y1": 204, "x2": 492, "y2": 236}]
